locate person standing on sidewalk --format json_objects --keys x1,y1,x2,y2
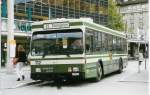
[
  {"x1": 138, "y1": 50, "x2": 144, "y2": 73},
  {"x1": 139, "y1": 50, "x2": 144, "y2": 65},
  {"x1": 14, "y1": 44, "x2": 27, "y2": 81}
]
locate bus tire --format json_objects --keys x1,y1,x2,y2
[
  {"x1": 95, "y1": 63, "x2": 103, "y2": 81},
  {"x1": 118, "y1": 58, "x2": 123, "y2": 73}
]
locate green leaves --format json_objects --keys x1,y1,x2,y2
[{"x1": 107, "y1": 0, "x2": 124, "y2": 31}]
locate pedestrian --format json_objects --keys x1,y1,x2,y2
[
  {"x1": 138, "y1": 50, "x2": 144, "y2": 65},
  {"x1": 14, "y1": 44, "x2": 27, "y2": 81},
  {"x1": 138, "y1": 50, "x2": 144, "y2": 73}
]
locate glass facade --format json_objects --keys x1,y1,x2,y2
[{"x1": 13, "y1": 0, "x2": 108, "y2": 25}]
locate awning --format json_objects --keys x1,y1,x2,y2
[{"x1": 127, "y1": 40, "x2": 149, "y2": 44}]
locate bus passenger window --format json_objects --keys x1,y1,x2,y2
[
  {"x1": 86, "y1": 44, "x2": 90, "y2": 51},
  {"x1": 85, "y1": 33, "x2": 93, "y2": 53}
]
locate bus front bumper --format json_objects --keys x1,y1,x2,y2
[
  {"x1": 30, "y1": 64, "x2": 85, "y2": 81},
  {"x1": 31, "y1": 72, "x2": 85, "y2": 81}
]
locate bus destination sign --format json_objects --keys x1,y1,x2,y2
[{"x1": 44, "y1": 22, "x2": 70, "y2": 29}]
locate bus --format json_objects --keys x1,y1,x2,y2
[{"x1": 29, "y1": 18, "x2": 128, "y2": 81}]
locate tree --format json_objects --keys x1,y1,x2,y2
[{"x1": 107, "y1": 0, "x2": 124, "y2": 31}]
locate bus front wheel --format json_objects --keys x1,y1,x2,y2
[{"x1": 95, "y1": 63, "x2": 103, "y2": 81}]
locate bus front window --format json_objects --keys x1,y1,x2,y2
[{"x1": 31, "y1": 29, "x2": 83, "y2": 56}]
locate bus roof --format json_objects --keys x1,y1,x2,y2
[{"x1": 32, "y1": 18, "x2": 126, "y2": 38}]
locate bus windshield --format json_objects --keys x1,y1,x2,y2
[{"x1": 31, "y1": 29, "x2": 83, "y2": 56}]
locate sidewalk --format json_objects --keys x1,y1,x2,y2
[
  {"x1": 0, "y1": 65, "x2": 30, "y2": 73},
  {"x1": 0, "y1": 66, "x2": 34, "y2": 89},
  {"x1": 120, "y1": 59, "x2": 149, "y2": 83},
  {"x1": 120, "y1": 70, "x2": 148, "y2": 83}
]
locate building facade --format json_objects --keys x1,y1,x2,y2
[
  {"x1": 1, "y1": 0, "x2": 109, "y2": 66},
  {"x1": 117, "y1": 0, "x2": 148, "y2": 58},
  {"x1": 12, "y1": 0, "x2": 108, "y2": 25}
]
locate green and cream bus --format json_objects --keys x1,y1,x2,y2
[{"x1": 29, "y1": 18, "x2": 128, "y2": 81}]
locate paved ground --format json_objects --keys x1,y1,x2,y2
[{"x1": 0, "y1": 59, "x2": 149, "y2": 95}]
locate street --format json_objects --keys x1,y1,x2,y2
[{"x1": 0, "y1": 60, "x2": 148, "y2": 95}]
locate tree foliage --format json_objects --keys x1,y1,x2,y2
[{"x1": 107, "y1": 0, "x2": 124, "y2": 31}]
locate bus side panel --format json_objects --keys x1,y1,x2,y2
[
  {"x1": 85, "y1": 55, "x2": 112, "y2": 79},
  {"x1": 102, "y1": 60, "x2": 111, "y2": 75},
  {"x1": 84, "y1": 62, "x2": 97, "y2": 79},
  {"x1": 112, "y1": 55, "x2": 120, "y2": 71}
]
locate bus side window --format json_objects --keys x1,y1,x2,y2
[
  {"x1": 85, "y1": 32, "x2": 93, "y2": 54},
  {"x1": 86, "y1": 44, "x2": 90, "y2": 51}
]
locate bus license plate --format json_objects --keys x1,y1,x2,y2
[{"x1": 43, "y1": 67, "x2": 53, "y2": 72}]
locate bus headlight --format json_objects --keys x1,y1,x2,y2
[
  {"x1": 73, "y1": 67, "x2": 79, "y2": 72},
  {"x1": 36, "y1": 68, "x2": 41, "y2": 72},
  {"x1": 68, "y1": 67, "x2": 79, "y2": 72},
  {"x1": 68, "y1": 67, "x2": 72, "y2": 72}
]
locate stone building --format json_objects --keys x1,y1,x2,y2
[{"x1": 117, "y1": 0, "x2": 148, "y2": 58}]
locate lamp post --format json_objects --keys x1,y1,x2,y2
[
  {"x1": 0, "y1": 0, "x2": 2, "y2": 69},
  {"x1": 144, "y1": 30, "x2": 147, "y2": 70},
  {"x1": 49, "y1": 6, "x2": 51, "y2": 20},
  {"x1": 6, "y1": 0, "x2": 16, "y2": 73},
  {"x1": 137, "y1": 28, "x2": 141, "y2": 73}
]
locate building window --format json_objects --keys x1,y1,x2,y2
[
  {"x1": 75, "y1": 0, "x2": 80, "y2": 10},
  {"x1": 139, "y1": 13, "x2": 144, "y2": 30},
  {"x1": 49, "y1": 0, "x2": 55, "y2": 5},
  {"x1": 130, "y1": 23, "x2": 134, "y2": 32}
]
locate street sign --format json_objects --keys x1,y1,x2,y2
[
  {"x1": 127, "y1": 33, "x2": 146, "y2": 43},
  {"x1": 1, "y1": 18, "x2": 32, "y2": 32}
]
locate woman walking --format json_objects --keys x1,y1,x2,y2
[{"x1": 14, "y1": 44, "x2": 27, "y2": 81}]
